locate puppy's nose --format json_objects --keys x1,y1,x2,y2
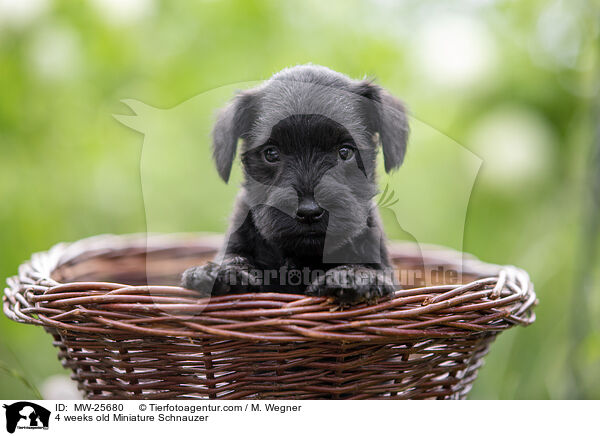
[{"x1": 296, "y1": 198, "x2": 324, "y2": 223}]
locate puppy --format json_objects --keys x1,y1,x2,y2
[{"x1": 182, "y1": 65, "x2": 409, "y2": 305}]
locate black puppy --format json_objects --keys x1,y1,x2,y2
[{"x1": 182, "y1": 65, "x2": 409, "y2": 305}]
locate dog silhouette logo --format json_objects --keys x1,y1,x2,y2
[
  {"x1": 115, "y1": 70, "x2": 482, "y2": 309},
  {"x1": 3, "y1": 402, "x2": 50, "y2": 433}
]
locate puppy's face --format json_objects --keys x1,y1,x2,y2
[
  {"x1": 241, "y1": 114, "x2": 378, "y2": 253},
  {"x1": 211, "y1": 65, "x2": 409, "y2": 254}
]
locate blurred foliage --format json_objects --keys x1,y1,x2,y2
[{"x1": 0, "y1": 0, "x2": 598, "y2": 399}]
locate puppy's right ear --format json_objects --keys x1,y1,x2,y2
[{"x1": 212, "y1": 91, "x2": 258, "y2": 182}]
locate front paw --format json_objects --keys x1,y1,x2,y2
[
  {"x1": 306, "y1": 266, "x2": 396, "y2": 306},
  {"x1": 181, "y1": 257, "x2": 255, "y2": 297}
]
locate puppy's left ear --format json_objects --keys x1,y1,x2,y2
[
  {"x1": 212, "y1": 90, "x2": 258, "y2": 182},
  {"x1": 353, "y1": 81, "x2": 409, "y2": 173}
]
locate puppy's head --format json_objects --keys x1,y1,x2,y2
[{"x1": 212, "y1": 65, "x2": 409, "y2": 253}]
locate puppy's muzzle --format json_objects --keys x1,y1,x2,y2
[{"x1": 295, "y1": 197, "x2": 324, "y2": 223}]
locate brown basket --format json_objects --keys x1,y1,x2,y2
[{"x1": 3, "y1": 234, "x2": 536, "y2": 400}]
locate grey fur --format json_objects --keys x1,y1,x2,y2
[{"x1": 183, "y1": 65, "x2": 410, "y2": 305}]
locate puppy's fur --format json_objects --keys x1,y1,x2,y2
[{"x1": 182, "y1": 65, "x2": 409, "y2": 305}]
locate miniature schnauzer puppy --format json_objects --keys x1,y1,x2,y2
[{"x1": 181, "y1": 64, "x2": 409, "y2": 305}]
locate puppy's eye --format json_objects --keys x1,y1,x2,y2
[
  {"x1": 263, "y1": 146, "x2": 280, "y2": 163},
  {"x1": 338, "y1": 146, "x2": 354, "y2": 161}
]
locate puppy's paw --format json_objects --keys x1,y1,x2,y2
[
  {"x1": 181, "y1": 257, "x2": 256, "y2": 297},
  {"x1": 306, "y1": 266, "x2": 396, "y2": 306}
]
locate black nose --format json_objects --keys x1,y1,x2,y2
[{"x1": 296, "y1": 198, "x2": 324, "y2": 223}]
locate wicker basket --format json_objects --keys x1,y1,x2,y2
[{"x1": 3, "y1": 234, "x2": 536, "y2": 400}]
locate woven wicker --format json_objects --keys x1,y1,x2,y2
[{"x1": 3, "y1": 234, "x2": 536, "y2": 400}]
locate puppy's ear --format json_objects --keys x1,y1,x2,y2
[
  {"x1": 353, "y1": 81, "x2": 409, "y2": 173},
  {"x1": 212, "y1": 91, "x2": 258, "y2": 182}
]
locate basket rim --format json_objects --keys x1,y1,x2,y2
[{"x1": 3, "y1": 233, "x2": 537, "y2": 343}]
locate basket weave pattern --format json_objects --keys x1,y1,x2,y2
[{"x1": 3, "y1": 234, "x2": 536, "y2": 399}]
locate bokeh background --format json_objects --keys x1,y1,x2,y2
[{"x1": 1, "y1": 0, "x2": 599, "y2": 400}]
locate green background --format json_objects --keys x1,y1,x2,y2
[{"x1": 1, "y1": 0, "x2": 599, "y2": 399}]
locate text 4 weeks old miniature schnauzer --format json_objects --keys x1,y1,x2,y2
[{"x1": 182, "y1": 65, "x2": 409, "y2": 305}]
